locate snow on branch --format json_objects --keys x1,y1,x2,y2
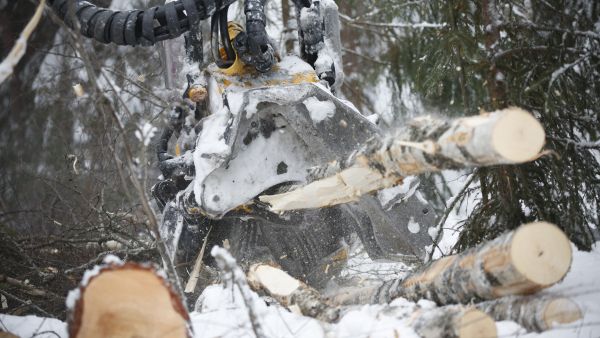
[
  {"x1": 339, "y1": 13, "x2": 446, "y2": 29},
  {"x1": 497, "y1": 22, "x2": 600, "y2": 41},
  {"x1": 0, "y1": 0, "x2": 46, "y2": 84},
  {"x1": 211, "y1": 246, "x2": 268, "y2": 338}
]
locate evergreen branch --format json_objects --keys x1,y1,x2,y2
[
  {"x1": 493, "y1": 45, "x2": 581, "y2": 61},
  {"x1": 498, "y1": 22, "x2": 600, "y2": 41},
  {"x1": 549, "y1": 137, "x2": 600, "y2": 150},
  {"x1": 339, "y1": 13, "x2": 446, "y2": 29},
  {"x1": 427, "y1": 173, "x2": 477, "y2": 262},
  {"x1": 342, "y1": 47, "x2": 391, "y2": 66}
]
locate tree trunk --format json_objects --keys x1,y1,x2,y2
[
  {"x1": 68, "y1": 262, "x2": 191, "y2": 338},
  {"x1": 332, "y1": 222, "x2": 571, "y2": 306},
  {"x1": 476, "y1": 296, "x2": 582, "y2": 332},
  {"x1": 260, "y1": 107, "x2": 545, "y2": 212}
]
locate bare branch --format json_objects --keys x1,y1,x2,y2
[{"x1": 0, "y1": 0, "x2": 46, "y2": 84}]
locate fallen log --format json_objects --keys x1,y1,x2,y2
[
  {"x1": 260, "y1": 107, "x2": 545, "y2": 212},
  {"x1": 247, "y1": 263, "x2": 340, "y2": 322},
  {"x1": 409, "y1": 306, "x2": 497, "y2": 338},
  {"x1": 248, "y1": 263, "x2": 496, "y2": 338},
  {"x1": 476, "y1": 296, "x2": 582, "y2": 332},
  {"x1": 67, "y1": 258, "x2": 191, "y2": 338},
  {"x1": 332, "y1": 222, "x2": 571, "y2": 306}
]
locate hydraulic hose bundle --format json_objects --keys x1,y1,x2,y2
[
  {"x1": 49, "y1": 0, "x2": 276, "y2": 72},
  {"x1": 48, "y1": 0, "x2": 236, "y2": 46}
]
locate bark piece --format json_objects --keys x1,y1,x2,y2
[
  {"x1": 476, "y1": 296, "x2": 582, "y2": 332},
  {"x1": 68, "y1": 262, "x2": 191, "y2": 338},
  {"x1": 332, "y1": 222, "x2": 571, "y2": 306},
  {"x1": 260, "y1": 107, "x2": 545, "y2": 211},
  {"x1": 247, "y1": 263, "x2": 340, "y2": 322},
  {"x1": 184, "y1": 226, "x2": 212, "y2": 293}
]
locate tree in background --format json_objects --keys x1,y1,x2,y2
[{"x1": 338, "y1": 0, "x2": 599, "y2": 250}]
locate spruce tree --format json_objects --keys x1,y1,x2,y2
[{"x1": 340, "y1": 0, "x2": 599, "y2": 250}]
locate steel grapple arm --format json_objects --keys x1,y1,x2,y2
[{"x1": 48, "y1": 0, "x2": 236, "y2": 46}]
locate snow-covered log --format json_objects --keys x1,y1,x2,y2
[
  {"x1": 247, "y1": 263, "x2": 340, "y2": 322},
  {"x1": 332, "y1": 222, "x2": 571, "y2": 306},
  {"x1": 247, "y1": 264, "x2": 495, "y2": 337},
  {"x1": 476, "y1": 296, "x2": 582, "y2": 332},
  {"x1": 67, "y1": 260, "x2": 191, "y2": 338},
  {"x1": 260, "y1": 107, "x2": 545, "y2": 211},
  {"x1": 409, "y1": 306, "x2": 497, "y2": 338}
]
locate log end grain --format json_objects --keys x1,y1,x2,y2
[
  {"x1": 70, "y1": 266, "x2": 189, "y2": 338},
  {"x1": 457, "y1": 309, "x2": 497, "y2": 338},
  {"x1": 492, "y1": 107, "x2": 545, "y2": 163},
  {"x1": 543, "y1": 298, "x2": 582, "y2": 328},
  {"x1": 510, "y1": 222, "x2": 572, "y2": 287}
]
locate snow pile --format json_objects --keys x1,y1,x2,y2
[
  {"x1": 0, "y1": 315, "x2": 67, "y2": 338},
  {"x1": 191, "y1": 284, "x2": 324, "y2": 338}
]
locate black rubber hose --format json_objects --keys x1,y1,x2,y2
[
  {"x1": 210, "y1": 7, "x2": 235, "y2": 69},
  {"x1": 48, "y1": 0, "x2": 237, "y2": 46}
]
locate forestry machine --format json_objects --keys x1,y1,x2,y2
[{"x1": 50, "y1": 0, "x2": 434, "y2": 288}]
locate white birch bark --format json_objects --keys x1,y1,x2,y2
[
  {"x1": 331, "y1": 222, "x2": 571, "y2": 306},
  {"x1": 260, "y1": 107, "x2": 545, "y2": 212},
  {"x1": 476, "y1": 296, "x2": 582, "y2": 332}
]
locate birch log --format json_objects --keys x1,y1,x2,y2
[
  {"x1": 260, "y1": 107, "x2": 545, "y2": 212},
  {"x1": 68, "y1": 262, "x2": 191, "y2": 338},
  {"x1": 409, "y1": 306, "x2": 497, "y2": 338},
  {"x1": 332, "y1": 222, "x2": 571, "y2": 306},
  {"x1": 247, "y1": 263, "x2": 340, "y2": 322},
  {"x1": 476, "y1": 296, "x2": 582, "y2": 332}
]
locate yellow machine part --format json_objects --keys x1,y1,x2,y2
[{"x1": 213, "y1": 22, "x2": 319, "y2": 90}]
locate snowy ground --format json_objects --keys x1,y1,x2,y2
[{"x1": 1, "y1": 242, "x2": 599, "y2": 338}]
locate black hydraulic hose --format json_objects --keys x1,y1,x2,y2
[
  {"x1": 48, "y1": 0, "x2": 237, "y2": 46},
  {"x1": 219, "y1": 7, "x2": 236, "y2": 61},
  {"x1": 210, "y1": 7, "x2": 234, "y2": 68}
]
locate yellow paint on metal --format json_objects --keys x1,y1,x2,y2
[
  {"x1": 220, "y1": 22, "x2": 252, "y2": 77},
  {"x1": 208, "y1": 22, "x2": 318, "y2": 91},
  {"x1": 175, "y1": 143, "x2": 181, "y2": 157},
  {"x1": 292, "y1": 72, "x2": 319, "y2": 84}
]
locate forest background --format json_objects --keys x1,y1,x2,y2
[{"x1": 0, "y1": 0, "x2": 598, "y2": 318}]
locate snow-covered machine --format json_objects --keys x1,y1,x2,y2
[
  {"x1": 152, "y1": 1, "x2": 435, "y2": 288},
  {"x1": 49, "y1": 0, "x2": 434, "y2": 288}
]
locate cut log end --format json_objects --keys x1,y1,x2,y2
[
  {"x1": 69, "y1": 264, "x2": 189, "y2": 338},
  {"x1": 457, "y1": 309, "x2": 497, "y2": 338},
  {"x1": 543, "y1": 298, "x2": 582, "y2": 328},
  {"x1": 248, "y1": 264, "x2": 301, "y2": 298},
  {"x1": 511, "y1": 222, "x2": 572, "y2": 287},
  {"x1": 492, "y1": 107, "x2": 545, "y2": 163}
]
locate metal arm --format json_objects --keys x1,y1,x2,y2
[{"x1": 48, "y1": 0, "x2": 237, "y2": 46}]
